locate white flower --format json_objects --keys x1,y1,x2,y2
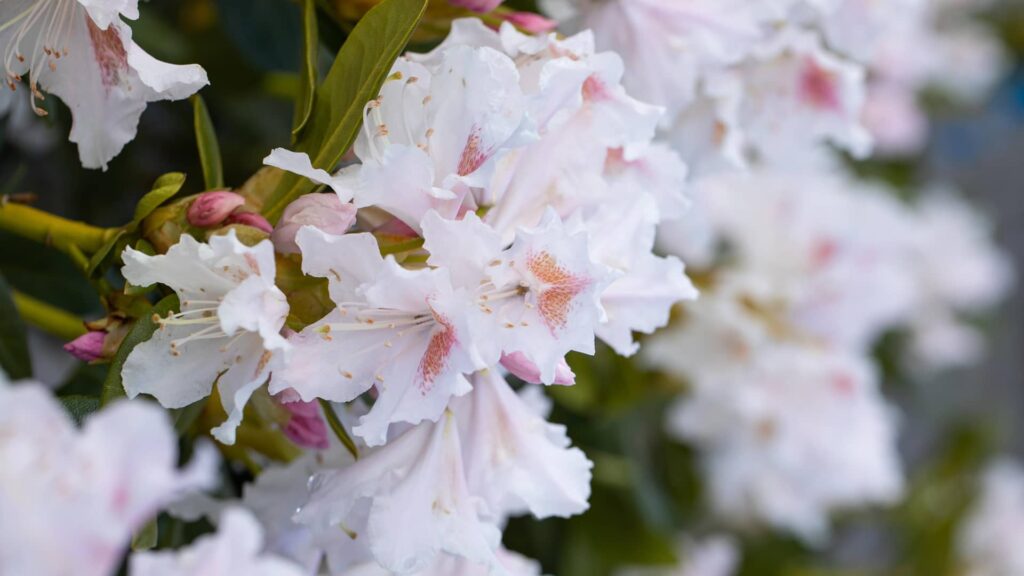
[
  {"x1": 710, "y1": 28, "x2": 872, "y2": 166},
  {"x1": 295, "y1": 412, "x2": 501, "y2": 575},
  {"x1": 958, "y1": 460, "x2": 1024, "y2": 576},
  {"x1": 266, "y1": 40, "x2": 529, "y2": 231},
  {"x1": 274, "y1": 227, "x2": 490, "y2": 447},
  {"x1": 452, "y1": 369, "x2": 593, "y2": 520},
  {"x1": 566, "y1": 0, "x2": 763, "y2": 120},
  {"x1": 582, "y1": 179, "x2": 698, "y2": 356},
  {"x1": 121, "y1": 231, "x2": 290, "y2": 445},
  {"x1": 0, "y1": 0, "x2": 208, "y2": 169},
  {"x1": 129, "y1": 508, "x2": 306, "y2": 576},
  {"x1": 670, "y1": 169, "x2": 918, "y2": 352},
  {"x1": 0, "y1": 381, "x2": 216, "y2": 576},
  {"x1": 663, "y1": 342, "x2": 903, "y2": 541},
  {"x1": 424, "y1": 209, "x2": 617, "y2": 383}
]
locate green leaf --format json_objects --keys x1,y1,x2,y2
[
  {"x1": 59, "y1": 395, "x2": 100, "y2": 425},
  {"x1": 262, "y1": 0, "x2": 427, "y2": 221},
  {"x1": 132, "y1": 173, "x2": 188, "y2": 228},
  {"x1": 0, "y1": 272, "x2": 31, "y2": 379},
  {"x1": 292, "y1": 0, "x2": 319, "y2": 137},
  {"x1": 132, "y1": 518, "x2": 159, "y2": 551},
  {"x1": 101, "y1": 294, "x2": 179, "y2": 405},
  {"x1": 192, "y1": 95, "x2": 224, "y2": 190}
]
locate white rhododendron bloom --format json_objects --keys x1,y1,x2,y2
[
  {"x1": 121, "y1": 231, "x2": 290, "y2": 444},
  {"x1": 652, "y1": 329, "x2": 903, "y2": 540},
  {"x1": 452, "y1": 369, "x2": 593, "y2": 520},
  {"x1": 266, "y1": 38, "x2": 530, "y2": 231},
  {"x1": 275, "y1": 226, "x2": 493, "y2": 446},
  {"x1": 129, "y1": 508, "x2": 306, "y2": 576},
  {"x1": 958, "y1": 460, "x2": 1024, "y2": 576},
  {"x1": 0, "y1": 380, "x2": 216, "y2": 576},
  {"x1": 296, "y1": 412, "x2": 502, "y2": 574},
  {"x1": 0, "y1": 0, "x2": 208, "y2": 168},
  {"x1": 661, "y1": 169, "x2": 918, "y2": 352}
]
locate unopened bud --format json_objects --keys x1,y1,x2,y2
[
  {"x1": 63, "y1": 331, "x2": 106, "y2": 362},
  {"x1": 225, "y1": 211, "x2": 273, "y2": 234},
  {"x1": 500, "y1": 351, "x2": 575, "y2": 385},
  {"x1": 278, "y1": 397, "x2": 329, "y2": 450},
  {"x1": 501, "y1": 11, "x2": 557, "y2": 33},
  {"x1": 187, "y1": 190, "x2": 245, "y2": 228},
  {"x1": 272, "y1": 194, "x2": 357, "y2": 254}
]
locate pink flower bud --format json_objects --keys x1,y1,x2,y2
[
  {"x1": 502, "y1": 11, "x2": 557, "y2": 33},
  {"x1": 449, "y1": 0, "x2": 503, "y2": 12},
  {"x1": 224, "y1": 211, "x2": 273, "y2": 234},
  {"x1": 187, "y1": 191, "x2": 246, "y2": 228},
  {"x1": 272, "y1": 194, "x2": 357, "y2": 254},
  {"x1": 279, "y1": 398, "x2": 329, "y2": 450},
  {"x1": 500, "y1": 352, "x2": 575, "y2": 386},
  {"x1": 63, "y1": 331, "x2": 106, "y2": 362}
]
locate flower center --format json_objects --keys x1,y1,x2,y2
[{"x1": 154, "y1": 301, "x2": 232, "y2": 356}]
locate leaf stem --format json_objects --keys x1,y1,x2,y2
[
  {"x1": 12, "y1": 291, "x2": 86, "y2": 341},
  {"x1": 0, "y1": 201, "x2": 117, "y2": 255},
  {"x1": 319, "y1": 398, "x2": 359, "y2": 460}
]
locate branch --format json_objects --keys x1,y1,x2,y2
[
  {"x1": 0, "y1": 200, "x2": 117, "y2": 256},
  {"x1": 12, "y1": 291, "x2": 87, "y2": 341}
]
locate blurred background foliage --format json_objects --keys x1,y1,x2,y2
[{"x1": 1, "y1": 1, "x2": 1023, "y2": 575}]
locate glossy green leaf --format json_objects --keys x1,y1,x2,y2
[
  {"x1": 262, "y1": 0, "x2": 427, "y2": 221},
  {"x1": 101, "y1": 294, "x2": 179, "y2": 405},
  {"x1": 0, "y1": 272, "x2": 31, "y2": 379},
  {"x1": 132, "y1": 173, "x2": 188, "y2": 228},
  {"x1": 193, "y1": 95, "x2": 224, "y2": 190},
  {"x1": 292, "y1": 0, "x2": 319, "y2": 137}
]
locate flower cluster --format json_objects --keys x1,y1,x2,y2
[
  {"x1": 550, "y1": 0, "x2": 1006, "y2": 162},
  {"x1": 560, "y1": 0, "x2": 1014, "y2": 549},
  {"x1": 103, "y1": 20, "x2": 695, "y2": 575},
  {"x1": 0, "y1": 0, "x2": 1015, "y2": 572}
]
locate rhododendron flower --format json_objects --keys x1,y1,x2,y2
[
  {"x1": 0, "y1": 0, "x2": 208, "y2": 168},
  {"x1": 564, "y1": 0, "x2": 763, "y2": 120},
  {"x1": 660, "y1": 341, "x2": 903, "y2": 541},
  {"x1": 423, "y1": 209, "x2": 617, "y2": 383},
  {"x1": 267, "y1": 41, "x2": 529, "y2": 231},
  {"x1": 120, "y1": 231, "x2": 290, "y2": 444},
  {"x1": 296, "y1": 412, "x2": 501, "y2": 574},
  {"x1": 452, "y1": 369, "x2": 593, "y2": 520},
  {"x1": 129, "y1": 508, "x2": 306, "y2": 576},
  {"x1": 275, "y1": 228, "x2": 490, "y2": 446},
  {"x1": 0, "y1": 381, "x2": 216, "y2": 576}
]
